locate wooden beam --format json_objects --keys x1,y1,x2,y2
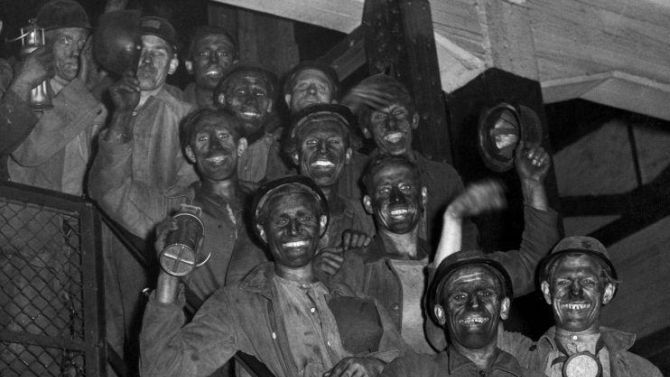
[
  {"x1": 318, "y1": 26, "x2": 366, "y2": 82},
  {"x1": 209, "y1": 0, "x2": 363, "y2": 33},
  {"x1": 362, "y1": 0, "x2": 453, "y2": 162}
]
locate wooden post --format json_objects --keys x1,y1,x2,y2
[
  {"x1": 207, "y1": 2, "x2": 299, "y2": 76},
  {"x1": 362, "y1": 0, "x2": 452, "y2": 163}
]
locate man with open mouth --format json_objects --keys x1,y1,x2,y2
[
  {"x1": 285, "y1": 103, "x2": 375, "y2": 252},
  {"x1": 282, "y1": 61, "x2": 369, "y2": 203},
  {"x1": 381, "y1": 249, "x2": 543, "y2": 377},
  {"x1": 330, "y1": 143, "x2": 558, "y2": 355},
  {"x1": 345, "y1": 74, "x2": 477, "y2": 250},
  {"x1": 140, "y1": 176, "x2": 407, "y2": 377},
  {"x1": 214, "y1": 65, "x2": 291, "y2": 188},
  {"x1": 183, "y1": 26, "x2": 238, "y2": 109},
  {"x1": 497, "y1": 235, "x2": 663, "y2": 377}
]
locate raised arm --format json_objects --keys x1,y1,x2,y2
[
  {"x1": 140, "y1": 220, "x2": 241, "y2": 377},
  {"x1": 487, "y1": 143, "x2": 559, "y2": 297},
  {"x1": 432, "y1": 180, "x2": 506, "y2": 267}
]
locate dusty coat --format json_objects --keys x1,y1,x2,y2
[{"x1": 140, "y1": 262, "x2": 408, "y2": 377}]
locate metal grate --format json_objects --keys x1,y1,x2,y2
[{"x1": 0, "y1": 184, "x2": 103, "y2": 377}]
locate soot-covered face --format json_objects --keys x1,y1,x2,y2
[
  {"x1": 541, "y1": 254, "x2": 615, "y2": 333},
  {"x1": 48, "y1": 27, "x2": 88, "y2": 83},
  {"x1": 192, "y1": 33, "x2": 236, "y2": 90},
  {"x1": 293, "y1": 120, "x2": 350, "y2": 188},
  {"x1": 185, "y1": 115, "x2": 244, "y2": 181},
  {"x1": 259, "y1": 192, "x2": 325, "y2": 269},
  {"x1": 364, "y1": 162, "x2": 424, "y2": 234},
  {"x1": 367, "y1": 103, "x2": 418, "y2": 156},
  {"x1": 218, "y1": 73, "x2": 273, "y2": 140},
  {"x1": 435, "y1": 265, "x2": 509, "y2": 350}
]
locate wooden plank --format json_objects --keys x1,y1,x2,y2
[
  {"x1": 210, "y1": 0, "x2": 363, "y2": 33},
  {"x1": 318, "y1": 26, "x2": 366, "y2": 81},
  {"x1": 528, "y1": 0, "x2": 670, "y2": 84}
]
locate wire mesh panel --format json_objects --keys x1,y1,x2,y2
[{"x1": 0, "y1": 183, "x2": 105, "y2": 377}]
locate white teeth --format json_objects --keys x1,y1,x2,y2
[
  {"x1": 390, "y1": 209, "x2": 409, "y2": 216},
  {"x1": 283, "y1": 241, "x2": 309, "y2": 248},
  {"x1": 207, "y1": 155, "x2": 225, "y2": 163},
  {"x1": 461, "y1": 316, "x2": 488, "y2": 325},
  {"x1": 242, "y1": 111, "x2": 259, "y2": 117},
  {"x1": 205, "y1": 69, "x2": 222, "y2": 77},
  {"x1": 384, "y1": 132, "x2": 403, "y2": 143},
  {"x1": 565, "y1": 303, "x2": 590, "y2": 310},
  {"x1": 311, "y1": 160, "x2": 335, "y2": 168}
]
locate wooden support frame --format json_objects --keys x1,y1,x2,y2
[{"x1": 361, "y1": 0, "x2": 452, "y2": 162}]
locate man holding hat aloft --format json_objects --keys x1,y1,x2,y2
[
  {"x1": 7, "y1": 0, "x2": 106, "y2": 195},
  {"x1": 140, "y1": 176, "x2": 407, "y2": 377}
]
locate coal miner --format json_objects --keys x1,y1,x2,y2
[
  {"x1": 183, "y1": 26, "x2": 238, "y2": 108},
  {"x1": 500, "y1": 236, "x2": 663, "y2": 377},
  {"x1": 328, "y1": 143, "x2": 558, "y2": 353},
  {"x1": 381, "y1": 250, "x2": 543, "y2": 377},
  {"x1": 345, "y1": 73, "x2": 476, "y2": 248},
  {"x1": 214, "y1": 65, "x2": 290, "y2": 188},
  {"x1": 283, "y1": 61, "x2": 367, "y2": 201},
  {"x1": 140, "y1": 176, "x2": 407, "y2": 377},
  {"x1": 285, "y1": 103, "x2": 374, "y2": 250}
]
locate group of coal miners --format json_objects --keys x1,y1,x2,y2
[{"x1": 0, "y1": 1, "x2": 662, "y2": 377}]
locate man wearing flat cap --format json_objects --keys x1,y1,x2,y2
[
  {"x1": 6, "y1": 0, "x2": 106, "y2": 195},
  {"x1": 140, "y1": 176, "x2": 407, "y2": 377},
  {"x1": 498, "y1": 236, "x2": 663, "y2": 377},
  {"x1": 285, "y1": 103, "x2": 374, "y2": 251},
  {"x1": 382, "y1": 250, "x2": 543, "y2": 376},
  {"x1": 87, "y1": 15, "x2": 196, "y2": 371},
  {"x1": 282, "y1": 61, "x2": 368, "y2": 202}
]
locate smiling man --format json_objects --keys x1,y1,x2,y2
[
  {"x1": 183, "y1": 26, "x2": 238, "y2": 108},
  {"x1": 347, "y1": 74, "x2": 475, "y2": 249},
  {"x1": 286, "y1": 103, "x2": 374, "y2": 250},
  {"x1": 499, "y1": 236, "x2": 663, "y2": 377},
  {"x1": 330, "y1": 144, "x2": 559, "y2": 354},
  {"x1": 140, "y1": 176, "x2": 407, "y2": 377},
  {"x1": 381, "y1": 251, "x2": 543, "y2": 377},
  {"x1": 214, "y1": 65, "x2": 290, "y2": 188}
]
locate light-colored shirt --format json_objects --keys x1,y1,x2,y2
[
  {"x1": 273, "y1": 275, "x2": 349, "y2": 377},
  {"x1": 390, "y1": 257, "x2": 433, "y2": 354}
]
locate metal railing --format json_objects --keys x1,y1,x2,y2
[
  {"x1": 0, "y1": 182, "x2": 105, "y2": 377},
  {"x1": 0, "y1": 181, "x2": 274, "y2": 377}
]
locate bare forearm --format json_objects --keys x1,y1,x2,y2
[
  {"x1": 155, "y1": 271, "x2": 180, "y2": 305},
  {"x1": 521, "y1": 179, "x2": 548, "y2": 211},
  {"x1": 433, "y1": 211, "x2": 462, "y2": 267}
]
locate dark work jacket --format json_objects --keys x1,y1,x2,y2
[
  {"x1": 140, "y1": 262, "x2": 408, "y2": 377},
  {"x1": 381, "y1": 346, "x2": 544, "y2": 377},
  {"x1": 330, "y1": 236, "x2": 431, "y2": 331}
]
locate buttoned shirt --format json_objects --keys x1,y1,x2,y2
[{"x1": 273, "y1": 275, "x2": 348, "y2": 377}]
